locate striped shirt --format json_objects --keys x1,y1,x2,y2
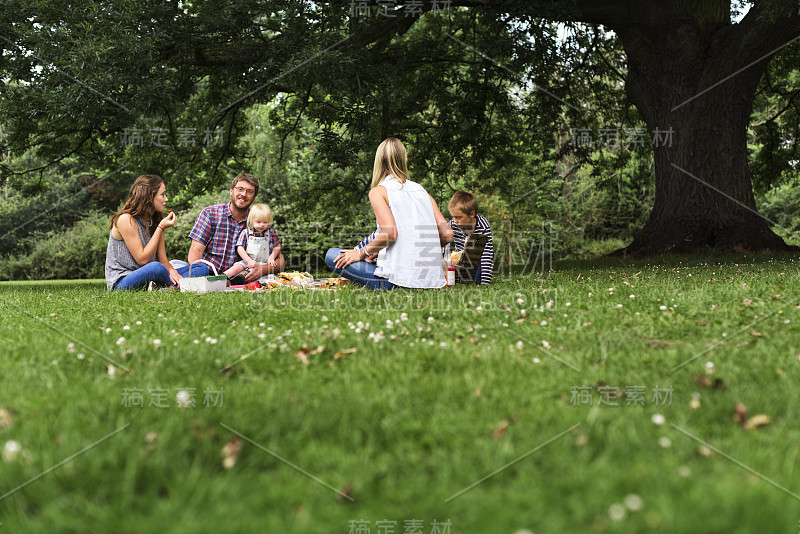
[
  {"x1": 188, "y1": 203, "x2": 247, "y2": 272},
  {"x1": 355, "y1": 229, "x2": 379, "y2": 252},
  {"x1": 448, "y1": 215, "x2": 494, "y2": 284}
]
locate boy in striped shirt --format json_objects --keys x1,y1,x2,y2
[{"x1": 447, "y1": 191, "x2": 494, "y2": 285}]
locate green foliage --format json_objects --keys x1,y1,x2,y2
[
  {"x1": 0, "y1": 211, "x2": 109, "y2": 281},
  {"x1": 756, "y1": 180, "x2": 800, "y2": 245}
]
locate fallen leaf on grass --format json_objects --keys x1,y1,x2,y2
[
  {"x1": 697, "y1": 445, "x2": 713, "y2": 457},
  {"x1": 749, "y1": 331, "x2": 765, "y2": 338},
  {"x1": 733, "y1": 402, "x2": 770, "y2": 430},
  {"x1": 492, "y1": 415, "x2": 519, "y2": 438},
  {"x1": 734, "y1": 402, "x2": 748, "y2": 425},
  {"x1": 336, "y1": 483, "x2": 355, "y2": 502},
  {"x1": 294, "y1": 345, "x2": 326, "y2": 365},
  {"x1": 743, "y1": 414, "x2": 771, "y2": 430},
  {"x1": 492, "y1": 419, "x2": 512, "y2": 438},
  {"x1": 333, "y1": 348, "x2": 357, "y2": 360},
  {"x1": 691, "y1": 374, "x2": 725, "y2": 389},
  {"x1": 0, "y1": 408, "x2": 13, "y2": 430},
  {"x1": 221, "y1": 437, "x2": 242, "y2": 469}
]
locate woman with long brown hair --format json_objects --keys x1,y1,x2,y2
[{"x1": 105, "y1": 174, "x2": 209, "y2": 290}]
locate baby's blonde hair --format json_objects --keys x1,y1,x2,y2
[{"x1": 247, "y1": 204, "x2": 273, "y2": 228}]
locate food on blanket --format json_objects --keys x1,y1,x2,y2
[
  {"x1": 276, "y1": 271, "x2": 313, "y2": 288},
  {"x1": 245, "y1": 281, "x2": 261, "y2": 291},
  {"x1": 321, "y1": 278, "x2": 347, "y2": 289},
  {"x1": 450, "y1": 250, "x2": 464, "y2": 265}
]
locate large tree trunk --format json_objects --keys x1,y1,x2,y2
[{"x1": 606, "y1": 3, "x2": 798, "y2": 256}]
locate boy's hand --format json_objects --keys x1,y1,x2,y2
[{"x1": 245, "y1": 259, "x2": 257, "y2": 269}]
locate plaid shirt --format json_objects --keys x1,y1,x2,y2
[
  {"x1": 188, "y1": 203, "x2": 247, "y2": 272},
  {"x1": 235, "y1": 227, "x2": 280, "y2": 253}
]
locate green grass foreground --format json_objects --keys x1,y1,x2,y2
[{"x1": 1, "y1": 255, "x2": 799, "y2": 533}]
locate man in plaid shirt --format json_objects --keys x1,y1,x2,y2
[{"x1": 188, "y1": 174, "x2": 285, "y2": 282}]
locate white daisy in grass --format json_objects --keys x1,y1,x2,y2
[
  {"x1": 651, "y1": 413, "x2": 665, "y2": 426},
  {"x1": 624, "y1": 494, "x2": 643, "y2": 512},
  {"x1": 3, "y1": 440, "x2": 21, "y2": 462},
  {"x1": 608, "y1": 503, "x2": 626, "y2": 521},
  {"x1": 176, "y1": 390, "x2": 191, "y2": 408}
]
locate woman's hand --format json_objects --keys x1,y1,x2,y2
[
  {"x1": 334, "y1": 249, "x2": 363, "y2": 269},
  {"x1": 159, "y1": 211, "x2": 177, "y2": 230},
  {"x1": 168, "y1": 266, "x2": 182, "y2": 286}
]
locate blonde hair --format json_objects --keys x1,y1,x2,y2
[
  {"x1": 247, "y1": 204, "x2": 273, "y2": 228},
  {"x1": 448, "y1": 190, "x2": 479, "y2": 217},
  {"x1": 370, "y1": 138, "x2": 409, "y2": 189}
]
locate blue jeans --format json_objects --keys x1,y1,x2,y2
[
  {"x1": 114, "y1": 262, "x2": 212, "y2": 291},
  {"x1": 324, "y1": 248, "x2": 394, "y2": 291}
]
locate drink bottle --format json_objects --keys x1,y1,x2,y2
[{"x1": 444, "y1": 244, "x2": 455, "y2": 287}]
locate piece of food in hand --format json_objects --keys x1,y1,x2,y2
[{"x1": 450, "y1": 250, "x2": 464, "y2": 265}]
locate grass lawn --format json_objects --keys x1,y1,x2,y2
[{"x1": 1, "y1": 254, "x2": 799, "y2": 533}]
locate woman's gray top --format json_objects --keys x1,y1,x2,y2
[{"x1": 105, "y1": 217, "x2": 155, "y2": 290}]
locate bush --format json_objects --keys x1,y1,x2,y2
[
  {"x1": 0, "y1": 212, "x2": 109, "y2": 280},
  {"x1": 757, "y1": 181, "x2": 800, "y2": 245}
]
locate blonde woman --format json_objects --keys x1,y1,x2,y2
[{"x1": 325, "y1": 138, "x2": 453, "y2": 290}]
